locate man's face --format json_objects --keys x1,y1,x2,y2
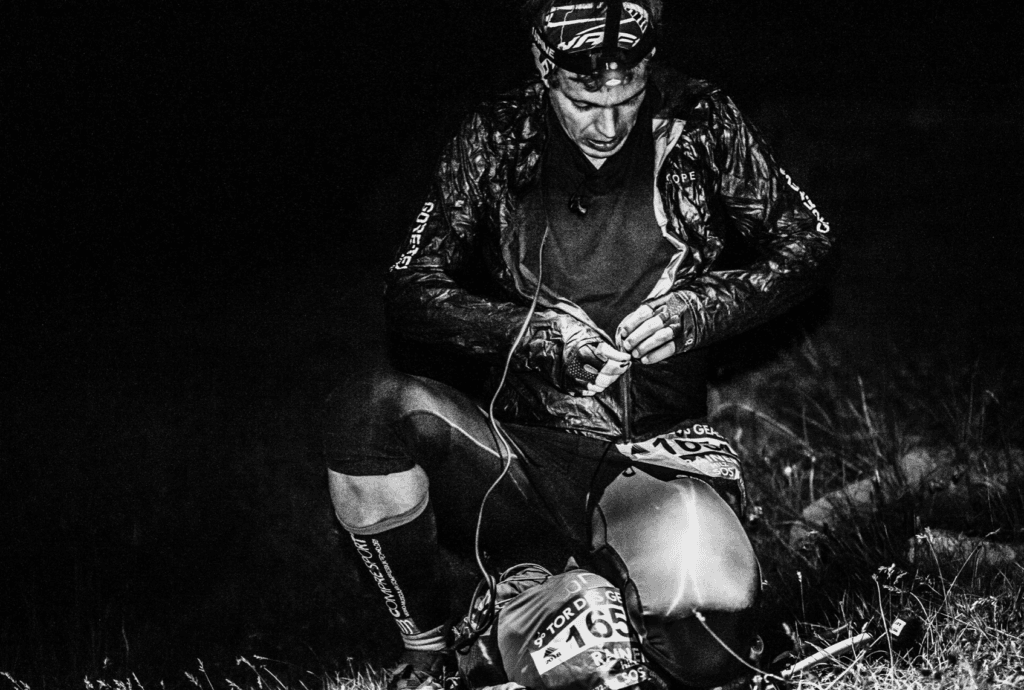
[{"x1": 549, "y1": 69, "x2": 648, "y2": 163}]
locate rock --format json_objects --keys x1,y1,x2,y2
[
  {"x1": 907, "y1": 528, "x2": 1022, "y2": 569},
  {"x1": 897, "y1": 446, "x2": 953, "y2": 486},
  {"x1": 789, "y1": 445, "x2": 1021, "y2": 549}
]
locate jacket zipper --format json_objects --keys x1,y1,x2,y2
[{"x1": 620, "y1": 366, "x2": 632, "y2": 442}]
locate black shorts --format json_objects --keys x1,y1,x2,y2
[
  {"x1": 323, "y1": 367, "x2": 631, "y2": 567},
  {"x1": 321, "y1": 366, "x2": 743, "y2": 570}
]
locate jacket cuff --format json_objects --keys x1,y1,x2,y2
[{"x1": 674, "y1": 291, "x2": 702, "y2": 352}]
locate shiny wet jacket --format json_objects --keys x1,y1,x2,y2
[{"x1": 384, "y1": 68, "x2": 835, "y2": 442}]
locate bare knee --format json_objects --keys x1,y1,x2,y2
[{"x1": 328, "y1": 466, "x2": 430, "y2": 532}]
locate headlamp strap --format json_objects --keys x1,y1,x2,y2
[{"x1": 601, "y1": 0, "x2": 623, "y2": 67}]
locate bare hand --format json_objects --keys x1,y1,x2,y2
[{"x1": 616, "y1": 304, "x2": 676, "y2": 364}]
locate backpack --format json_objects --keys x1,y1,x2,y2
[{"x1": 455, "y1": 564, "x2": 666, "y2": 690}]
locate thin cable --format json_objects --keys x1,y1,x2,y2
[
  {"x1": 461, "y1": 227, "x2": 550, "y2": 647},
  {"x1": 585, "y1": 439, "x2": 618, "y2": 535},
  {"x1": 691, "y1": 610, "x2": 788, "y2": 684}
]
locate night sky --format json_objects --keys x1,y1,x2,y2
[
  {"x1": 2, "y1": 0, "x2": 1023, "y2": 684},
  {"x1": 5, "y1": 2, "x2": 1022, "y2": 371}
]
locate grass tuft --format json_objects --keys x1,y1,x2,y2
[{"x1": 709, "y1": 332, "x2": 1024, "y2": 688}]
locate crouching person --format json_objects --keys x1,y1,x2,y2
[{"x1": 325, "y1": 1, "x2": 834, "y2": 687}]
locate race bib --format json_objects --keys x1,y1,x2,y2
[
  {"x1": 615, "y1": 422, "x2": 743, "y2": 484},
  {"x1": 528, "y1": 582, "x2": 648, "y2": 690},
  {"x1": 497, "y1": 571, "x2": 655, "y2": 690}
]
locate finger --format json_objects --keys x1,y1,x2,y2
[
  {"x1": 593, "y1": 368, "x2": 625, "y2": 390},
  {"x1": 576, "y1": 345, "x2": 629, "y2": 396},
  {"x1": 633, "y1": 326, "x2": 675, "y2": 358},
  {"x1": 640, "y1": 340, "x2": 676, "y2": 364},
  {"x1": 576, "y1": 344, "x2": 604, "y2": 369},
  {"x1": 615, "y1": 305, "x2": 654, "y2": 344},
  {"x1": 587, "y1": 358, "x2": 630, "y2": 393},
  {"x1": 579, "y1": 343, "x2": 629, "y2": 371},
  {"x1": 622, "y1": 317, "x2": 665, "y2": 354},
  {"x1": 597, "y1": 355, "x2": 628, "y2": 377},
  {"x1": 598, "y1": 357, "x2": 630, "y2": 375},
  {"x1": 594, "y1": 341, "x2": 631, "y2": 363}
]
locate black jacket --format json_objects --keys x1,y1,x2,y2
[{"x1": 385, "y1": 68, "x2": 835, "y2": 442}]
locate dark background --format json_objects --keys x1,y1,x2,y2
[{"x1": 2, "y1": 0, "x2": 1022, "y2": 685}]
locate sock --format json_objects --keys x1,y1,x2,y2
[
  {"x1": 402, "y1": 624, "x2": 449, "y2": 653},
  {"x1": 348, "y1": 499, "x2": 450, "y2": 649}
]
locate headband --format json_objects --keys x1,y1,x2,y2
[{"x1": 531, "y1": 1, "x2": 656, "y2": 86}]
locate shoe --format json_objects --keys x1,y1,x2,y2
[{"x1": 387, "y1": 649, "x2": 460, "y2": 690}]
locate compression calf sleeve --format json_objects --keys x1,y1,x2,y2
[{"x1": 347, "y1": 497, "x2": 450, "y2": 650}]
